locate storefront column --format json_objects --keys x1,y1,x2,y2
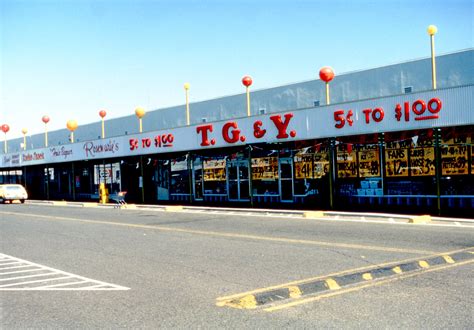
[
  {"x1": 434, "y1": 128, "x2": 442, "y2": 215},
  {"x1": 187, "y1": 153, "x2": 193, "y2": 203},
  {"x1": 328, "y1": 138, "x2": 336, "y2": 210},
  {"x1": 71, "y1": 162, "x2": 76, "y2": 201},
  {"x1": 248, "y1": 146, "x2": 254, "y2": 207},
  {"x1": 45, "y1": 166, "x2": 50, "y2": 200},
  {"x1": 378, "y1": 133, "x2": 385, "y2": 194},
  {"x1": 140, "y1": 156, "x2": 145, "y2": 203}
]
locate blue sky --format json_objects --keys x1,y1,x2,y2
[{"x1": 1, "y1": 0, "x2": 473, "y2": 139}]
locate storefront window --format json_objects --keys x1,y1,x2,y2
[
  {"x1": 203, "y1": 157, "x2": 227, "y2": 195},
  {"x1": 293, "y1": 145, "x2": 329, "y2": 196},
  {"x1": 170, "y1": 156, "x2": 190, "y2": 195},
  {"x1": 440, "y1": 127, "x2": 473, "y2": 195},
  {"x1": 93, "y1": 162, "x2": 120, "y2": 193},
  {"x1": 384, "y1": 131, "x2": 435, "y2": 196},
  {"x1": 252, "y1": 157, "x2": 278, "y2": 195}
]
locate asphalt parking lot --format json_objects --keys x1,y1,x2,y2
[{"x1": 1, "y1": 203, "x2": 473, "y2": 328}]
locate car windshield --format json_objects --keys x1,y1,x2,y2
[{"x1": 6, "y1": 186, "x2": 23, "y2": 191}]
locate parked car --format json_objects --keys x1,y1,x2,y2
[{"x1": 0, "y1": 184, "x2": 28, "y2": 204}]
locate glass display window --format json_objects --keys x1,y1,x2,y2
[{"x1": 170, "y1": 156, "x2": 190, "y2": 195}]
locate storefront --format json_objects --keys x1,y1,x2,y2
[{"x1": 1, "y1": 84, "x2": 473, "y2": 216}]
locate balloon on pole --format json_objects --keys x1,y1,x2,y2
[
  {"x1": 21, "y1": 128, "x2": 28, "y2": 150},
  {"x1": 427, "y1": 25, "x2": 438, "y2": 90},
  {"x1": 135, "y1": 107, "x2": 146, "y2": 133},
  {"x1": 184, "y1": 83, "x2": 190, "y2": 125},
  {"x1": 99, "y1": 110, "x2": 107, "y2": 138},
  {"x1": 42, "y1": 115, "x2": 50, "y2": 147},
  {"x1": 242, "y1": 76, "x2": 253, "y2": 117},
  {"x1": 66, "y1": 120, "x2": 78, "y2": 143},
  {"x1": 319, "y1": 67, "x2": 335, "y2": 105},
  {"x1": 1, "y1": 124, "x2": 9, "y2": 153}
]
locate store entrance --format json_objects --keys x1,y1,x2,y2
[
  {"x1": 227, "y1": 160, "x2": 250, "y2": 201},
  {"x1": 279, "y1": 158, "x2": 294, "y2": 202}
]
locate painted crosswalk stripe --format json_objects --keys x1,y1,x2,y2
[{"x1": 0, "y1": 253, "x2": 129, "y2": 291}]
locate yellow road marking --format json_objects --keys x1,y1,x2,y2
[
  {"x1": 216, "y1": 294, "x2": 257, "y2": 309},
  {"x1": 325, "y1": 278, "x2": 341, "y2": 290},
  {"x1": 288, "y1": 286, "x2": 302, "y2": 298},
  {"x1": 216, "y1": 247, "x2": 473, "y2": 302},
  {"x1": 0, "y1": 211, "x2": 437, "y2": 256},
  {"x1": 362, "y1": 273, "x2": 373, "y2": 281},
  {"x1": 392, "y1": 266, "x2": 402, "y2": 274},
  {"x1": 264, "y1": 259, "x2": 474, "y2": 312},
  {"x1": 418, "y1": 260, "x2": 430, "y2": 268},
  {"x1": 442, "y1": 255, "x2": 455, "y2": 264}
]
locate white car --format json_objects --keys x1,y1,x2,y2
[{"x1": 0, "y1": 184, "x2": 28, "y2": 204}]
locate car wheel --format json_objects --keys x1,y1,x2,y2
[{"x1": 20, "y1": 199, "x2": 25, "y2": 204}]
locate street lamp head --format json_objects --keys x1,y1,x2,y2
[
  {"x1": 21, "y1": 128, "x2": 28, "y2": 135},
  {"x1": 427, "y1": 25, "x2": 438, "y2": 36},
  {"x1": 99, "y1": 110, "x2": 107, "y2": 118},
  {"x1": 42, "y1": 115, "x2": 50, "y2": 124},
  {"x1": 184, "y1": 82, "x2": 190, "y2": 90},
  {"x1": 1, "y1": 124, "x2": 10, "y2": 133}
]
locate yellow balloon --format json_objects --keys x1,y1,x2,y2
[
  {"x1": 66, "y1": 120, "x2": 78, "y2": 131},
  {"x1": 21, "y1": 128, "x2": 28, "y2": 135},
  {"x1": 184, "y1": 82, "x2": 190, "y2": 90},
  {"x1": 135, "y1": 107, "x2": 146, "y2": 118},
  {"x1": 427, "y1": 25, "x2": 438, "y2": 36}
]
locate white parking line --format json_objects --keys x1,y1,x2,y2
[{"x1": 0, "y1": 253, "x2": 129, "y2": 291}]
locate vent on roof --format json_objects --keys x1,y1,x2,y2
[
  {"x1": 404, "y1": 86, "x2": 413, "y2": 94},
  {"x1": 313, "y1": 100, "x2": 320, "y2": 107},
  {"x1": 259, "y1": 108, "x2": 266, "y2": 115},
  {"x1": 201, "y1": 118, "x2": 207, "y2": 123}
]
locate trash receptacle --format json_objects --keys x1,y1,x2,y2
[{"x1": 99, "y1": 183, "x2": 109, "y2": 204}]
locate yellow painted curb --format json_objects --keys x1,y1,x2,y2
[
  {"x1": 81, "y1": 202, "x2": 99, "y2": 207},
  {"x1": 165, "y1": 205, "x2": 183, "y2": 212},
  {"x1": 408, "y1": 215, "x2": 432, "y2": 223},
  {"x1": 51, "y1": 201, "x2": 68, "y2": 206},
  {"x1": 325, "y1": 278, "x2": 341, "y2": 290},
  {"x1": 303, "y1": 211, "x2": 325, "y2": 218},
  {"x1": 121, "y1": 204, "x2": 137, "y2": 209},
  {"x1": 288, "y1": 286, "x2": 302, "y2": 298}
]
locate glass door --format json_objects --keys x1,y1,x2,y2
[
  {"x1": 227, "y1": 160, "x2": 250, "y2": 201},
  {"x1": 279, "y1": 158, "x2": 294, "y2": 202},
  {"x1": 193, "y1": 157, "x2": 203, "y2": 200}
]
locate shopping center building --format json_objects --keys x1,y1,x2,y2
[{"x1": 1, "y1": 49, "x2": 473, "y2": 216}]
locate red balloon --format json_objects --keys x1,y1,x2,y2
[
  {"x1": 99, "y1": 110, "x2": 107, "y2": 118},
  {"x1": 242, "y1": 76, "x2": 253, "y2": 87},
  {"x1": 42, "y1": 115, "x2": 50, "y2": 124},
  {"x1": 319, "y1": 66, "x2": 335, "y2": 83},
  {"x1": 1, "y1": 124, "x2": 10, "y2": 133}
]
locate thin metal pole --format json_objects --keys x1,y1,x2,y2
[
  {"x1": 435, "y1": 128, "x2": 442, "y2": 215},
  {"x1": 430, "y1": 35, "x2": 437, "y2": 90},
  {"x1": 325, "y1": 82, "x2": 330, "y2": 105},
  {"x1": 185, "y1": 89, "x2": 190, "y2": 125},
  {"x1": 246, "y1": 86, "x2": 251, "y2": 116}
]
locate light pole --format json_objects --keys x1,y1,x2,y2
[{"x1": 427, "y1": 25, "x2": 438, "y2": 90}]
